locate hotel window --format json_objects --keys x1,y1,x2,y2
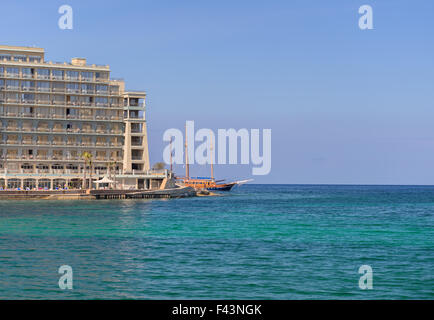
[
  {"x1": 6, "y1": 80, "x2": 19, "y2": 89},
  {"x1": 95, "y1": 109, "x2": 106, "y2": 119},
  {"x1": 131, "y1": 136, "x2": 143, "y2": 146},
  {"x1": 52, "y1": 108, "x2": 65, "y2": 119},
  {"x1": 21, "y1": 93, "x2": 35, "y2": 103},
  {"x1": 29, "y1": 56, "x2": 41, "y2": 63},
  {"x1": 96, "y1": 97, "x2": 108, "y2": 106},
  {"x1": 67, "y1": 95, "x2": 79, "y2": 104},
  {"x1": 22, "y1": 107, "x2": 34, "y2": 115},
  {"x1": 21, "y1": 81, "x2": 35, "y2": 91},
  {"x1": 110, "y1": 98, "x2": 119, "y2": 107},
  {"x1": 66, "y1": 137, "x2": 77, "y2": 146},
  {"x1": 110, "y1": 86, "x2": 119, "y2": 94},
  {"x1": 94, "y1": 164, "x2": 107, "y2": 171},
  {"x1": 66, "y1": 108, "x2": 78, "y2": 117},
  {"x1": 52, "y1": 95, "x2": 65, "y2": 105},
  {"x1": 81, "y1": 83, "x2": 94, "y2": 94},
  {"x1": 36, "y1": 108, "x2": 50, "y2": 118},
  {"x1": 37, "y1": 94, "x2": 50, "y2": 104},
  {"x1": 22, "y1": 68, "x2": 35, "y2": 78},
  {"x1": 66, "y1": 83, "x2": 80, "y2": 93},
  {"x1": 81, "y1": 137, "x2": 92, "y2": 145},
  {"x1": 37, "y1": 69, "x2": 50, "y2": 79},
  {"x1": 0, "y1": 54, "x2": 11, "y2": 61},
  {"x1": 81, "y1": 71, "x2": 93, "y2": 81},
  {"x1": 80, "y1": 96, "x2": 94, "y2": 105},
  {"x1": 80, "y1": 109, "x2": 93, "y2": 119},
  {"x1": 36, "y1": 150, "x2": 48, "y2": 159},
  {"x1": 72, "y1": 96, "x2": 80, "y2": 104},
  {"x1": 52, "y1": 163, "x2": 64, "y2": 170},
  {"x1": 6, "y1": 94, "x2": 19, "y2": 103},
  {"x1": 66, "y1": 70, "x2": 79, "y2": 80},
  {"x1": 53, "y1": 122, "x2": 63, "y2": 131},
  {"x1": 21, "y1": 163, "x2": 33, "y2": 170},
  {"x1": 52, "y1": 69, "x2": 64, "y2": 80},
  {"x1": 96, "y1": 138, "x2": 106, "y2": 146},
  {"x1": 53, "y1": 136, "x2": 63, "y2": 145},
  {"x1": 14, "y1": 55, "x2": 27, "y2": 62},
  {"x1": 95, "y1": 72, "x2": 108, "y2": 81},
  {"x1": 52, "y1": 82, "x2": 64, "y2": 92},
  {"x1": 37, "y1": 81, "x2": 50, "y2": 92},
  {"x1": 7, "y1": 134, "x2": 18, "y2": 143},
  {"x1": 96, "y1": 124, "x2": 106, "y2": 133},
  {"x1": 0, "y1": 67, "x2": 4, "y2": 75},
  {"x1": 96, "y1": 84, "x2": 108, "y2": 93},
  {"x1": 82, "y1": 123, "x2": 92, "y2": 133},
  {"x1": 66, "y1": 164, "x2": 78, "y2": 171},
  {"x1": 6, "y1": 67, "x2": 19, "y2": 77},
  {"x1": 69, "y1": 151, "x2": 78, "y2": 159}
]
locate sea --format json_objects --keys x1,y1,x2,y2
[{"x1": 0, "y1": 184, "x2": 433, "y2": 299}]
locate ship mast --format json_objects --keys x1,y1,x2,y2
[
  {"x1": 185, "y1": 124, "x2": 189, "y2": 179},
  {"x1": 210, "y1": 136, "x2": 214, "y2": 180},
  {"x1": 170, "y1": 136, "x2": 173, "y2": 173}
]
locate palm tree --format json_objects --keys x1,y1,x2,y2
[
  {"x1": 152, "y1": 162, "x2": 166, "y2": 171},
  {"x1": 89, "y1": 156, "x2": 94, "y2": 190},
  {"x1": 81, "y1": 152, "x2": 93, "y2": 189}
]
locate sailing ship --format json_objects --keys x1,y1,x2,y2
[{"x1": 172, "y1": 126, "x2": 252, "y2": 191}]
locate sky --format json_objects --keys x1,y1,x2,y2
[{"x1": 1, "y1": 0, "x2": 434, "y2": 184}]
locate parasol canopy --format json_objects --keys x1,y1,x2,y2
[{"x1": 94, "y1": 176, "x2": 115, "y2": 184}]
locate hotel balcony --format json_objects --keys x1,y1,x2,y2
[
  {"x1": 5, "y1": 154, "x2": 19, "y2": 160},
  {"x1": 21, "y1": 87, "x2": 35, "y2": 92},
  {"x1": 37, "y1": 88, "x2": 51, "y2": 93},
  {"x1": 0, "y1": 112, "x2": 123, "y2": 122},
  {"x1": 21, "y1": 74, "x2": 34, "y2": 79},
  {"x1": 0, "y1": 126, "x2": 123, "y2": 136}
]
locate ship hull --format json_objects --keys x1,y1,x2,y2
[{"x1": 207, "y1": 183, "x2": 237, "y2": 191}]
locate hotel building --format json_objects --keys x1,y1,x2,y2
[{"x1": 0, "y1": 45, "x2": 166, "y2": 190}]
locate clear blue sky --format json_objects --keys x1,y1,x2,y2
[{"x1": 2, "y1": 0, "x2": 434, "y2": 184}]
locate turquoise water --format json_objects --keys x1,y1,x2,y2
[{"x1": 0, "y1": 185, "x2": 433, "y2": 299}]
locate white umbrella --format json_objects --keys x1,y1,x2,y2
[{"x1": 94, "y1": 175, "x2": 115, "y2": 184}]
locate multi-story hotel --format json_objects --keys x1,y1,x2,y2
[{"x1": 0, "y1": 45, "x2": 167, "y2": 190}]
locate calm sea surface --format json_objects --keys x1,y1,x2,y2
[{"x1": 0, "y1": 185, "x2": 433, "y2": 299}]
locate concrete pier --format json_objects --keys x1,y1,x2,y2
[{"x1": 0, "y1": 186, "x2": 196, "y2": 200}]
